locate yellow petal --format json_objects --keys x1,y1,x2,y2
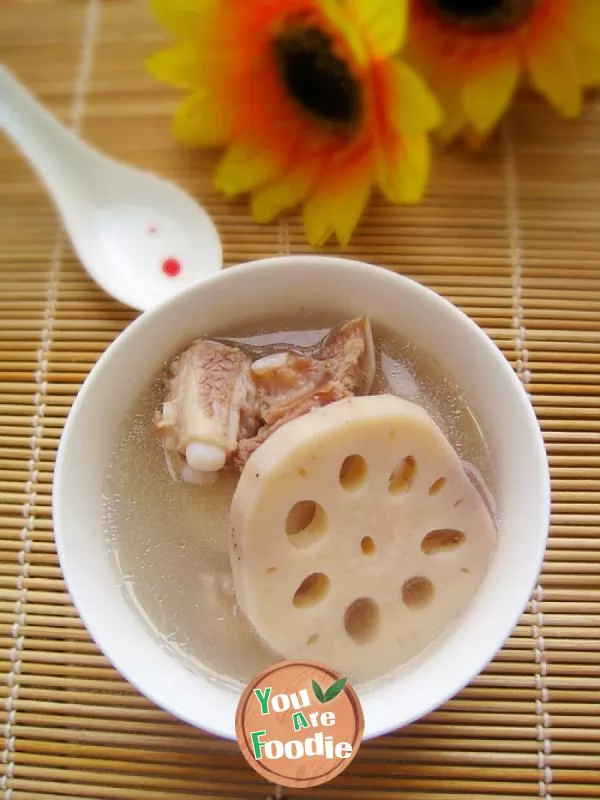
[
  {"x1": 330, "y1": 176, "x2": 372, "y2": 246},
  {"x1": 377, "y1": 135, "x2": 430, "y2": 205},
  {"x1": 149, "y1": 0, "x2": 214, "y2": 41},
  {"x1": 346, "y1": 0, "x2": 408, "y2": 57},
  {"x1": 388, "y1": 61, "x2": 443, "y2": 135},
  {"x1": 303, "y1": 168, "x2": 372, "y2": 247},
  {"x1": 527, "y1": 38, "x2": 581, "y2": 118},
  {"x1": 303, "y1": 206, "x2": 335, "y2": 248},
  {"x1": 462, "y1": 61, "x2": 520, "y2": 134},
  {"x1": 428, "y1": 85, "x2": 467, "y2": 143},
  {"x1": 251, "y1": 172, "x2": 314, "y2": 224},
  {"x1": 214, "y1": 144, "x2": 279, "y2": 198},
  {"x1": 568, "y1": 0, "x2": 600, "y2": 50},
  {"x1": 173, "y1": 92, "x2": 228, "y2": 147},
  {"x1": 147, "y1": 46, "x2": 201, "y2": 89},
  {"x1": 320, "y1": 0, "x2": 368, "y2": 67},
  {"x1": 576, "y1": 46, "x2": 600, "y2": 85},
  {"x1": 413, "y1": 71, "x2": 467, "y2": 143}
]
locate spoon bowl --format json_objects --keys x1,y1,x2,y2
[{"x1": 0, "y1": 65, "x2": 222, "y2": 311}]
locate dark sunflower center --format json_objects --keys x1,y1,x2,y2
[
  {"x1": 274, "y1": 26, "x2": 361, "y2": 129},
  {"x1": 427, "y1": 0, "x2": 538, "y2": 31}
]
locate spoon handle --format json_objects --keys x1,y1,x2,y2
[{"x1": 0, "y1": 65, "x2": 88, "y2": 207}]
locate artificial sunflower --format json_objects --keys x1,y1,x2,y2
[
  {"x1": 148, "y1": 0, "x2": 441, "y2": 246},
  {"x1": 405, "y1": 0, "x2": 600, "y2": 142}
]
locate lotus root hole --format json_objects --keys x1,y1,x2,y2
[
  {"x1": 344, "y1": 598, "x2": 380, "y2": 644},
  {"x1": 293, "y1": 573, "x2": 330, "y2": 609},
  {"x1": 286, "y1": 501, "x2": 328, "y2": 549},
  {"x1": 389, "y1": 456, "x2": 416, "y2": 495},
  {"x1": 360, "y1": 536, "x2": 376, "y2": 556},
  {"x1": 339, "y1": 454, "x2": 367, "y2": 491},
  {"x1": 428, "y1": 477, "x2": 446, "y2": 495},
  {"x1": 421, "y1": 528, "x2": 466, "y2": 555},
  {"x1": 402, "y1": 577, "x2": 435, "y2": 610}
]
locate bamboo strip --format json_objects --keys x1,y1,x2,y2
[
  {"x1": 0, "y1": 773, "x2": 555, "y2": 795},
  {"x1": 7, "y1": 780, "x2": 263, "y2": 800}
]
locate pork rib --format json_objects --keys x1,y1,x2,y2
[
  {"x1": 155, "y1": 340, "x2": 258, "y2": 481},
  {"x1": 235, "y1": 316, "x2": 375, "y2": 466}
]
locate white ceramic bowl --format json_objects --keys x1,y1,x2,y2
[{"x1": 53, "y1": 256, "x2": 550, "y2": 741}]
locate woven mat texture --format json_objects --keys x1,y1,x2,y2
[{"x1": 1, "y1": 1, "x2": 599, "y2": 798}]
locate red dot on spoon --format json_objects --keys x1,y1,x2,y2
[{"x1": 162, "y1": 258, "x2": 181, "y2": 278}]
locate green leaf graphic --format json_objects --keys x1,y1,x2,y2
[
  {"x1": 323, "y1": 677, "x2": 348, "y2": 703},
  {"x1": 312, "y1": 679, "x2": 325, "y2": 703}
]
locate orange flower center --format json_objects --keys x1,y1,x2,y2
[
  {"x1": 273, "y1": 24, "x2": 362, "y2": 130},
  {"x1": 425, "y1": 0, "x2": 538, "y2": 31}
]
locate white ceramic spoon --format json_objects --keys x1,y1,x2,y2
[{"x1": 0, "y1": 65, "x2": 223, "y2": 311}]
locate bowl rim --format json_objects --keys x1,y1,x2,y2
[{"x1": 53, "y1": 254, "x2": 551, "y2": 741}]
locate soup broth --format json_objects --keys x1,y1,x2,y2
[{"x1": 103, "y1": 314, "x2": 496, "y2": 687}]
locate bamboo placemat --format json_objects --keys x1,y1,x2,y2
[{"x1": 1, "y1": 1, "x2": 599, "y2": 798}]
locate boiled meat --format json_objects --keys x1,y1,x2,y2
[
  {"x1": 235, "y1": 316, "x2": 375, "y2": 466},
  {"x1": 155, "y1": 340, "x2": 258, "y2": 482}
]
